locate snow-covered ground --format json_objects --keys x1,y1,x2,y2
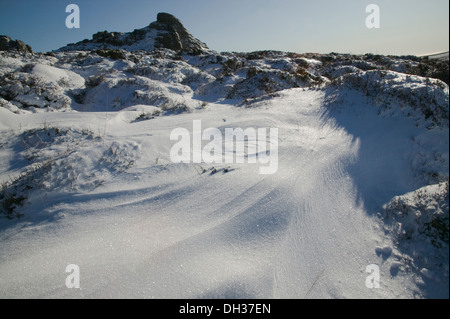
[{"x1": 0, "y1": 48, "x2": 448, "y2": 299}]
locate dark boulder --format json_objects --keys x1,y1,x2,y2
[{"x1": 0, "y1": 36, "x2": 33, "y2": 54}]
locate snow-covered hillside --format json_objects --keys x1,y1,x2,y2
[{"x1": 0, "y1": 14, "x2": 448, "y2": 299}]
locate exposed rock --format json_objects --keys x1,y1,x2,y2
[
  {"x1": 152, "y1": 13, "x2": 207, "y2": 52},
  {"x1": 0, "y1": 36, "x2": 33, "y2": 54},
  {"x1": 92, "y1": 31, "x2": 124, "y2": 46},
  {"x1": 58, "y1": 12, "x2": 208, "y2": 53}
]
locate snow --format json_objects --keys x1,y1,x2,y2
[
  {"x1": 0, "y1": 107, "x2": 19, "y2": 130},
  {"x1": 32, "y1": 64, "x2": 85, "y2": 89},
  {"x1": 0, "y1": 49, "x2": 448, "y2": 299},
  {"x1": 0, "y1": 87, "x2": 446, "y2": 299}
]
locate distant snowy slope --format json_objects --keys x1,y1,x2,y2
[{"x1": 423, "y1": 51, "x2": 449, "y2": 61}]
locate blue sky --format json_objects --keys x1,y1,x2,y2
[{"x1": 0, "y1": 0, "x2": 448, "y2": 55}]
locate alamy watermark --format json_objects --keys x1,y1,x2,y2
[
  {"x1": 66, "y1": 4, "x2": 379, "y2": 30},
  {"x1": 170, "y1": 120, "x2": 279, "y2": 175},
  {"x1": 365, "y1": 264, "x2": 380, "y2": 289},
  {"x1": 66, "y1": 4, "x2": 80, "y2": 29},
  {"x1": 65, "y1": 264, "x2": 80, "y2": 289},
  {"x1": 366, "y1": 4, "x2": 380, "y2": 29}
]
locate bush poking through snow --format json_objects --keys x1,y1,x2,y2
[
  {"x1": 133, "y1": 112, "x2": 156, "y2": 122},
  {"x1": 380, "y1": 181, "x2": 449, "y2": 292},
  {"x1": 86, "y1": 75, "x2": 106, "y2": 88},
  {"x1": 0, "y1": 161, "x2": 52, "y2": 219},
  {"x1": 331, "y1": 70, "x2": 449, "y2": 127},
  {"x1": 0, "y1": 72, "x2": 71, "y2": 111},
  {"x1": 0, "y1": 193, "x2": 26, "y2": 219},
  {"x1": 100, "y1": 142, "x2": 140, "y2": 173},
  {"x1": 383, "y1": 181, "x2": 449, "y2": 247},
  {"x1": 95, "y1": 49, "x2": 127, "y2": 61}
]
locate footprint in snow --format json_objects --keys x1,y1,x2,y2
[
  {"x1": 390, "y1": 261, "x2": 402, "y2": 277},
  {"x1": 375, "y1": 246, "x2": 393, "y2": 260}
]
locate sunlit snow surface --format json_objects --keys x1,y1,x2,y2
[{"x1": 0, "y1": 50, "x2": 448, "y2": 298}]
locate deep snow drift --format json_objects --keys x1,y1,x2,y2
[{"x1": 0, "y1": 17, "x2": 448, "y2": 298}]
